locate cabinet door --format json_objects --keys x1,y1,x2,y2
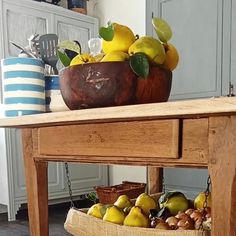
[
  {"x1": 9, "y1": 129, "x2": 64, "y2": 199},
  {"x1": 2, "y1": 2, "x2": 51, "y2": 57},
  {"x1": 0, "y1": 1, "x2": 50, "y2": 101},
  {"x1": 152, "y1": 0, "x2": 224, "y2": 100},
  {"x1": 55, "y1": 14, "x2": 99, "y2": 53},
  {"x1": 1, "y1": 3, "x2": 63, "y2": 200},
  {"x1": 63, "y1": 163, "x2": 108, "y2": 195}
]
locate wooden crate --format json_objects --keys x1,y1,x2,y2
[{"x1": 64, "y1": 208, "x2": 210, "y2": 236}]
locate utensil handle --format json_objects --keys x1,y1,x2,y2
[{"x1": 10, "y1": 41, "x2": 37, "y2": 58}]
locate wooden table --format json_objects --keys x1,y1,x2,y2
[{"x1": 0, "y1": 97, "x2": 236, "y2": 236}]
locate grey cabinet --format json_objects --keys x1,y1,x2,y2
[
  {"x1": 0, "y1": 0, "x2": 107, "y2": 221},
  {"x1": 149, "y1": 0, "x2": 227, "y2": 100},
  {"x1": 55, "y1": 14, "x2": 98, "y2": 53},
  {"x1": 147, "y1": 0, "x2": 234, "y2": 198},
  {"x1": 231, "y1": 0, "x2": 236, "y2": 91}
]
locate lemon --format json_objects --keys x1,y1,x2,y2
[
  {"x1": 194, "y1": 192, "x2": 212, "y2": 209},
  {"x1": 102, "y1": 23, "x2": 135, "y2": 54},
  {"x1": 163, "y1": 43, "x2": 179, "y2": 71},
  {"x1": 70, "y1": 53, "x2": 96, "y2": 66}
]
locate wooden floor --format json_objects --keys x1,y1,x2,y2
[{"x1": 0, "y1": 200, "x2": 92, "y2": 236}]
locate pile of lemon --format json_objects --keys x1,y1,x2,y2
[{"x1": 70, "y1": 18, "x2": 179, "y2": 73}]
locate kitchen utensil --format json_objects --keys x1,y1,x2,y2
[
  {"x1": 38, "y1": 34, "x2": 59, "y2": 74},
  {"x1": 28, "y1": 34, "x2": 40, "y2": 58},
  {"x1": 10, "y1": 41, "x2": 37, "y2": 58},
  {"x1": 88, "y1": 38, "x2": 102, "y2": 56}
]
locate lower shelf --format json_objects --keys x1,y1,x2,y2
[{"x1": 64, "y1": 208, "x2": 210, "y2": 236}]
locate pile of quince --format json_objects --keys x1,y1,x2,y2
[
  {"x1": 58, "y1": 18, "x2": 179, "y2": 78},
  {"x1": 87, "y1": 190, "x2": 211, "y2": 231}
]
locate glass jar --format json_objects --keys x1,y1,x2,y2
[
  {"x1": 45, "y1": 75, "x2": 69, "y2": 112},
  {"x1": 67, "y1": 0, "x2": 87, "y2": 14}
]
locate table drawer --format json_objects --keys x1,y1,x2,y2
[{"x1": 36, "y1": 119, "x2": 180, "y2": 159}]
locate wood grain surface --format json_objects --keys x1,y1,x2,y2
[
  {"x1": 37, "y1": 119, "x2": 179, "y2": 159},
  {"x1": 22, "y1": 129, "x2": 49, "y2": 236},
  {"x1": 208, "y1": 116, "x2": 236, "y2": 236},
  {"x1": 0, "y1": 97, "x2": 236, "y2": 128}
]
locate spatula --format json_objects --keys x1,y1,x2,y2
[{"x1": 38, "y1": 34, "x2": 58, "y2": 74}]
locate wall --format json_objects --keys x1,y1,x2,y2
[
  {"x1": 87, "y1": 0, "x2": 147, "y2": 185},
  {"x1": 87, "y1": 0, "x2": 146, "y2": 36}
]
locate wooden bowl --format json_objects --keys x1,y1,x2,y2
[{"x1": 59, "y1": 61, "x2": 172, "y2": 110}]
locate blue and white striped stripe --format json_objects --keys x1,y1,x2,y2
[{"x1": 1, "y1": 57, "x2": 46, "y2": 117}]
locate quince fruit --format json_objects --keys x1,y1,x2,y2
[
  {"x1": 135, "y1": 193, "x2": 157, "y2": 216},
  {"x1": 163, "y1": 43, "x2": 179, "y2": 71},
  {"x1": 159, "y1": 191, "x2": 189, "y2": 215},
  {"x1": 123, "y1": 206, "x2": 150, "y2": 228},
  {"x1": 70, "y1": 53, "x2": 96, "y2": 66},
  {"x1": 87, "y1": 203, "x2": 104, "y2": 219},
  {"x1": 128, "y1": 36, "x2": 166, "y2": 65},
  {"x1": 114, "y1": 194, "x2": 132, "y2": 209},
  {"x1": 103, "y1": 205, "x2": 125, "y2": 225},
  {"x1": 101, "y1": 51, "x2": 129, "y2": 62},
  {"x1": 102, "y1": 23, "x2": 135, "y2": 54},
  {"x1": 194, "y1": 192, "x2": 212, "y2": 209}
]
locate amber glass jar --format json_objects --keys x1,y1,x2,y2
[{"x1": 67, "y1": 0, "x2": 87, "y2": 14}]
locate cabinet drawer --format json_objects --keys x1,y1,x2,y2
[{"x1": 36, "y1": 119, "x2": 180, "y2": 159}]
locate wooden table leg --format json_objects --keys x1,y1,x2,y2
[
  {"x1": 22, "y1": 129, "x2": 49, "y2": 236},
  {"x1": 208, "y1": 116, "x2": 236, "y2": 236},
  {"x1": 147, "y1": 167, "x2": 163, "y2": 194}
]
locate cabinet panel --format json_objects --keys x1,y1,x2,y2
[
  {"x1": 154, "y1": 0, "x2": 223, "y2": 100},
  {"x1": 37, "y1": 120, "x2": 180, "y2": 159},
  {"x1": 10, "y1": 129, "x2": 64, "y2": 198},
  {"x1": 65, "y1": 163, "x2": 108, "y2": 194},
  {"x1": 55, "y1": 15, "x2": 98, "y2": 53},
  {"x1": 2, "y1": 3, "x2": 49, "y2": 57}
]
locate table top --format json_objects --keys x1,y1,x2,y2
[{"x1": 0, "y1": 97, "x2": 236, "y2": 128}]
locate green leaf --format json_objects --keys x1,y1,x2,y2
[
  {"x1": 156, "y1": 207, "x2": 171, "y2": 218},
  {"x1": 99, "y1": 22, "x2": 114, "y2": 41},
  {"x1": 57, "y1": 50, "x2": 71, "y2": 67},
  {"x1": 58, "y1": 40, "x2": 81, "y2": 54},
  {"x1": 129, "y1": 52, "x2": 149, "y2": 78},
  {"x1": 100, "y1": 204, "x2": 113, "y2": 217},
  {"x1": 152, "y1": 17, "x2": 172, "y2": 43},
  {"x1": 159, "y1": 191, "x2": 186, "y2": 204}
]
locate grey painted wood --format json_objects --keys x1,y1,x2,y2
[
  {"x1": 55, "y1": 14, "x2": 98, "y2": 54},
  {"x1": 156, "y1": 0, "x2": 223, "y2": 100},
  {"x1": 221, "y1": 0, "x2": 232, "y2": 96},
  {"x1": 0, "y1": 0, "x2": 107, "y2": 221},
  {"x1": 231, "y1": 0, "x2": 236, "y2": 92}
]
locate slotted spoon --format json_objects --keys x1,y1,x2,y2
[{"x1": 38, "y1": 34, "x2": 58, "y2": 74}]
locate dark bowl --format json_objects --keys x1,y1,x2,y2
[{"x1": 59, "y1": 61, "x2": 172, "y2": 110}]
